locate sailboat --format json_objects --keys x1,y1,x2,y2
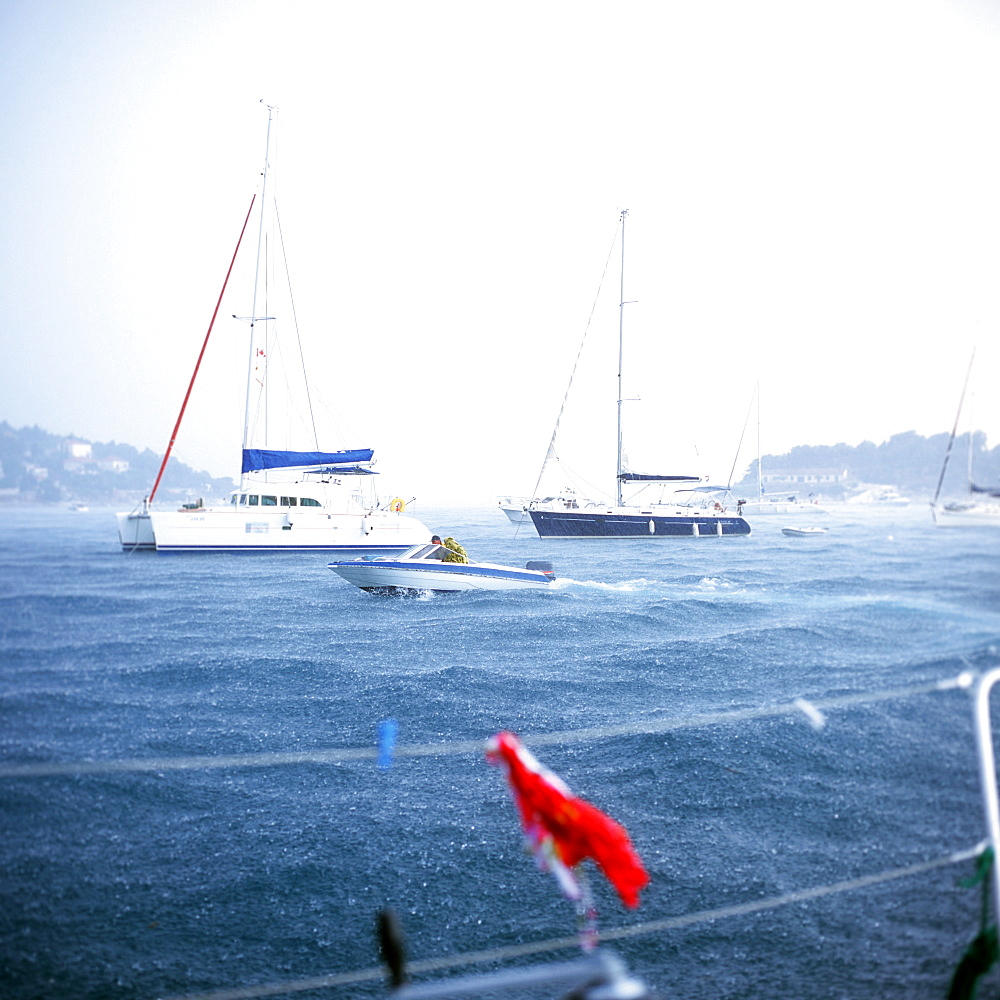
[
  {"x1": 738, "y1": 383, "x2": 827, "y2": 517},
  {"x1": 115, "y1": 109, "x2": 431, "y2": 553},
  {"x1": 931, "y1": 350, "x2": 1000, "y2": 528},
  {"x1": 529, "y1": 210, "x2": 751, "y2": 539}
]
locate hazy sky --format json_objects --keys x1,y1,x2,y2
[{"x1": 3, "y1": 0, "x2": 1000, "y2": 504}]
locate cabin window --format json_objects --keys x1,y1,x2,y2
[
  {"x1": 248, "y1": 495, "x2": 259, "y2": 506},
  {"x1": 300, "y1": 497, "x2": 321, "y2": 507},
  {"x1": 239, "y1": 495, "x2": 247, "y2": 505},
  {"x1": 262, "y1": 495, "x2": 277, "y2": 506},
  {"x1": 230, "y1": 495, "x2": 237, "y2": 505},
  {"x1": 280, "y1": 496, "x2": 297, "y2": 506}
]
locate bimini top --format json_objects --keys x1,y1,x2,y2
[
  {"x1": 242, "y1": 448, "x2": 376, "y2": 474},
  {"x1": 618, "y1": 472, "x2": 701, "y2": 483}
]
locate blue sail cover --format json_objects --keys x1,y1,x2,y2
[
  {"x1": 242, "y1": 448, "x2": 375, "y2": 473},
  {"x1": 618, "y1": 473, "x2": 701, "y2": 482}
]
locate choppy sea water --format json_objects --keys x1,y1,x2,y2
[{"x1": 2, "y1": 502, "x2": 1000, "y2": 1000}]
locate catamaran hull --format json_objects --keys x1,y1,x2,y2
[
  {"x1": 115, "y1": 509, "x2": 430, "y2": 554},
  {"x1": 116, "y1": 512, "x2": 156, "y2": 550},
  {"x1": 328, "y1": 561, "x2": 555, "y2": 592},
  {"x1": 529, "y1": 509, "x2": 751, "y2": 537}
]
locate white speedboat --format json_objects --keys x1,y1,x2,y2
[
  {"x1": 848, "y1": 487, "x2": 910, "y2": 505},
  {"x1": 115, "y1": 108, "x2": 429, "y2": 554},
  {"x1": 781, "y1": 526, "x2": 828, "y2": 537},
  {"x1": 741, "y1": 496, "x2": 827, "y2": 516},
  {"x1": 328, "y1": 542, "x2": 556, "y2": 593}
]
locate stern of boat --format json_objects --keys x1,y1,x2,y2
[{"x1": 116, "y1": 511, "x2": 156, "y2": 551}]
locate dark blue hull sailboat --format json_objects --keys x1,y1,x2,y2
[
  {"x1": 529, "y1": 210, "x2": 750, "y2": 541},
  {"x1": 530, "y1": 507, "x2": 750, "y2": 537}
]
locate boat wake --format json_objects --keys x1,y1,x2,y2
[{"x1": 552, "y1": 575, "x2": 745, "y2": 595}]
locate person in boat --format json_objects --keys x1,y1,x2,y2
[
  {"x1": 427, "y1": 534, "x2": 469, "y2": 563},
  {"x1": 439, "y1": 535, "x2": 469, "y2": 562},
  {"x1": 442, "y1": 536, "x2": 469, "y2": 563}
]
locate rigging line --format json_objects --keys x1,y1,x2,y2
[
  {"x1": 726, "y1": 382, "x2": 758, "y2": 490},
  {"x1": 0, "y1": 672, "x2": 975, "y2": 779},
  {"x1": 273, "y1": 197, "x2": 319, "y2": 451},
  {"x1": 529, "y1": 218, "x2": 621, "y2": 504},
  {"x1": 548, "y1": 461, "x2": 614, "y2": 505},
  {"x1": 933, "y1": 348, "x2": 977, "y2": 506},
  {"x1": 156, "y1": 844, "x2": 984, "y2": 1000}
]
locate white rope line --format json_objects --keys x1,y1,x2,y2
[
  {"x1": 156, "y1": 843, "x2": 985, "y2": 1000},
  {"x1": 0, "y1": 672, "x2": 975, "y2": 779}
]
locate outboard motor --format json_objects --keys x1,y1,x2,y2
[{"x1": 525, "y1": 560, "x2": 555, "y2": 580}]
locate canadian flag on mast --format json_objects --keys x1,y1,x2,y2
[{"x1": 486, "y1": 731, "x2": 649, "y2": 909}]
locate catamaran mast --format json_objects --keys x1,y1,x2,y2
[
  {"x1": 616, "y1": 208, "x2": 628, "y2": 507},
  {"x1": 241, "y1": 104, "x2": 277, "y2": 490}
]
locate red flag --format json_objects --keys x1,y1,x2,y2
[{"x1": 486, "y1": 731, "x2": 649, "y2": 908}]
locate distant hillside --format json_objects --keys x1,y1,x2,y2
[
  {"x1": 0, "y1": 422, "x2": 235, "y2": 505},
  {"x1": 2, "y1": 421, "x2": 995, "y2": 506},
  {"x1": 733, "y1": 430, "x2": 1000, "y2": 501}
]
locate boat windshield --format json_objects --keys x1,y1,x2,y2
[{"x1": 406, "y1": 543, "x2": 448, "y2": 560}]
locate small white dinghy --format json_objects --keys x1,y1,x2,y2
[
  {"x1": 781, "y1": 526, "x2": 829, "y2": 537},
  {"x1": 328, "y1": 542, "x2": 556, "y2": 594}
]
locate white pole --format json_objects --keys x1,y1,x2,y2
[
  {"x1": 240, "y1": 104, "x2": 276, "y2": 490},
  {"x1": 616, "y1": 209, "x2": 628, "y2": 508},
  {"x1": 973, "y1": 667, "x2": 1000, "y2": 929}
]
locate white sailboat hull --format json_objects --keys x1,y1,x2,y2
[
  {"x1": 498, "y1": 491, "x2": 590, "y2": 527},
  {"x1": 499, "y1": 502, "x2": 533, "y2": 525},
  {"x1": 932, "y1": 502, "x2": 1000, "y2": 527},
  {"x1": 116, "y1": 512, "x2": 156, "y2": 550}
]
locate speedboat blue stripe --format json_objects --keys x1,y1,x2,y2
[
  {"x1": 155, "y1": 545, "x2": 413, "y2": 552},
  {"x1": 327, "y1": 562, "x2": 547, "y2": 583}
]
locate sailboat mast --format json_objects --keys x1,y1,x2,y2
[
  {"x1": 933, "y1": 349, "x2": 976, "y2": 507},
  {"x1": 241, "y1": 105, "x2": 276, "y2": 490},
  {"x1": 756, "y1": 381, "x2": 762, "y2": 500},
  {"x1": 616, "y1": 208, "x2": 628, "y2": 507}
]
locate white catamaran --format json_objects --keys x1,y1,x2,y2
[{"x1": 116, "y1": 108, "x2": 431, "y2": 554}]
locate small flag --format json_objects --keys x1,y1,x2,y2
[
  {"x1": 486, "y1": 731, "x2": 649, "y2": 908},
  {"x1": 378, "y1": 719, "x2": 398, "y2": 770}
]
